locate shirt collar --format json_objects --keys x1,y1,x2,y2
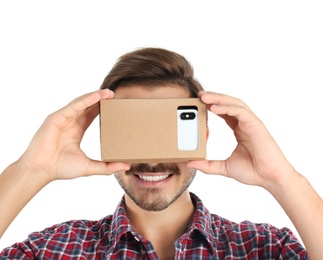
[
  {"x1": 186, "y1": 192, "x2": 217, "y2": 255},
  {"x1": 110, "y1": 192, "x2": 217, "y2": 254},
  {"x1": 110, "y1": 197, "x2": 135, "y2": 242}
]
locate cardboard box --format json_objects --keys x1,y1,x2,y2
[{"x1": 100, "y1": 98, "x2": 207, "y2": 163}]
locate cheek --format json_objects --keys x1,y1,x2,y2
[
  {"x1": 114, "y1": 172, "x2": 128, "y2": 183},
  {"x1": 175, "y1": 164, "x2": 196, "y2": 182},
  {"x1": 114, "y1": 171, "x2": 121, "y2": 179},
  {"x1": 176, "y1": 163, "x2": 191, "y2": 173}
]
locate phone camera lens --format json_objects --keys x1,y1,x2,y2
[{"x1": 180, "y1": 112, "x2": 196, "y2": 120}]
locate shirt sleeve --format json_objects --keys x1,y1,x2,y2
[
  {"x1": 242, "y1": 221, "x2": 309, "y2": 259},
  {"x1": 223, "y1": 220, "x2": 310, "y2": 259},
  {"x1": 0, "y1": 220, "x2": 101, "y2": 259},
  {"x1": 0, "y1": 239, "x2": 36, "y2": 259},
  {"x1": 0, "y1": 223, "x2": 61, "y2": 259},
  {"x1": 275, "y1": 226, "x2": 309, "y2": 259}
]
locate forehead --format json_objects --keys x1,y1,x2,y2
[{"x1": 114, "y1": 85, "x2": 190, "y2": 99}]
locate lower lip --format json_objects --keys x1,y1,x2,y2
[{"x1": 133, "y1": 174, "x2": 174, "y2": 187}]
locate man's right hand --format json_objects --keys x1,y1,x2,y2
[
  {"x1": 0, "y1": 89, "x2": 130, "y2": 237},
  {"x1": 19, "y1": 89, "x2": 130, "y2": 182}
]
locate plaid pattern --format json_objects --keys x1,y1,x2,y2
[{"x1": 0, "y1": 193, "x2": 309, "y2": 259}]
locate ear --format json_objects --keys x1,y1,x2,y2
[{"x1": 206, "y1": 127, "x2": 209, "y2": 141}]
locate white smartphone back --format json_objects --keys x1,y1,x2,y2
[{"x1": 177, "y1": 106, "x2": 199, "y2": 150}]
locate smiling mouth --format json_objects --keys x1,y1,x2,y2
[{"x1": 137, "y1": 174, "x2": 171, "y2": 182}]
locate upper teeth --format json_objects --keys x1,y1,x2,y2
[{"x1": 138, "y1": 175, "x2": 169, "y2": 182}]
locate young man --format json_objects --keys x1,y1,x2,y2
[{"x1": 0, "y1": 48, "x2": 322, "y2": 259}]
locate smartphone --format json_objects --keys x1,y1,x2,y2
[{"x1": 177, "y1": 106, "x2": 199, "y2": 151}]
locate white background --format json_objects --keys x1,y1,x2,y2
[{"x1": 0, "y1": 0, "x2": 322, "y2": 250}]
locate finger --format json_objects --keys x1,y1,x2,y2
[
  {"x1": 210, "y1": 104, "x2": 249, "y2": 120},
  {"x1": 53, "y1": 89, "x2": 115, "y2": 132},
  {"x1": 212, "y1": 104, "x2": 264, "y2": 135},
  {"x1": 199, "y1": 91, "x2": 251, "y2": 112},
  {"x1": 186, "y1": 159, "x2": 229, "y2": 177},
  {"x1": 62, "y1": 89, "x2": 115, "y2": 118},
  {"x1": 75, "y1": 101, "x2": 101, "y2": 132},
  {"x1": 85, "y1": 160, "x2": 131, "y2": 176}
]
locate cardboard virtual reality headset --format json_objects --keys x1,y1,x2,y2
[{"x1": 100, "y1": 98, "x2": 207, "y2": 163}]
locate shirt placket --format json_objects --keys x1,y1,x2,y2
[
  {"x1": 132, "y1": 232, "x2": 159, "y2": 260},
  {"x1": 174, "y1": 240, "x2": 184, "y2": 260}
]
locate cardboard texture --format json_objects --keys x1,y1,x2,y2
[{"x1": 100, "y1": 98, "x2": 207, "y2": 163}]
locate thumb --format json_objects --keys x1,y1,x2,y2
[
  {"x1": 186, "y1": 159, "x2": 227, "y2": 176},
  {"x1": 85, "y1": 160, "x2": 131, "y2": 176}
]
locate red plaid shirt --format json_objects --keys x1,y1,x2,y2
[{"x1": 1, "y1": 193, "x2": 309, "y2": 259}]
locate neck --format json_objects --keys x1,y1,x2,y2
[{"x1": 125, "y1": 190, "x2": 195, "y2": 258}]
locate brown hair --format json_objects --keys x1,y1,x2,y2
[{"x1": 100, "y1": 47, "x2": 204, "y2": 97}]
